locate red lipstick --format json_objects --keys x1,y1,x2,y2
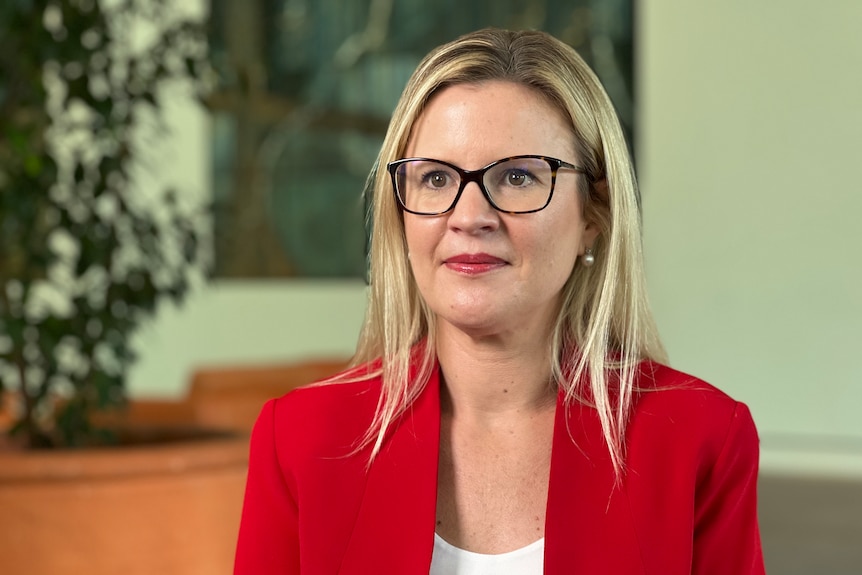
[{"x1": 443, "y1": 253, "x2": 507, "y2": 275}]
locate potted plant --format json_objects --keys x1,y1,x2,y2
[{"x1": 0, "y1": 2, "x2": 247, "y2": 573}]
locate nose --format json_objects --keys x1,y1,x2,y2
[{"x1": 446, "y1": 180, "x2": 500, "y2": 233}]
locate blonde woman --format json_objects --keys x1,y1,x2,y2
[{"x1": 235, "y1": 28, "x2": 765, "y2": 574}]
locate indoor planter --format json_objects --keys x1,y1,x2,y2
[
  {"x1": 0, "y1": 405, "x2": 249, "y2": 575},
  {"x1": 0, "y1": 2, "x2": 247, "y2": 574}
]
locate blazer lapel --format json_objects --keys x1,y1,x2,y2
[
  {"x1": 545, "y1": 394, "x2": 646, "y2": 574},
  {"x1": 338, "y1": 369, "x2": 647, "y2": 573},
  {"x1": 338, "y1": 366, "x2": 441, "y2": 574}
]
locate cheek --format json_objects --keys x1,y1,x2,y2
[
  {"x1": 534, "y1": 214, "x2": 583, "y2": 274},
  {"x1": 403, "y1": 217, "x2": 422, "y2": 257},
  {"x1": 403, "y1": 217, "x2": 438, "y2": 267},
  {"x1": 538, "y1": 237, "x2": 578, "y2": 277}
]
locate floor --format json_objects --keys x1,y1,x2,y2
[{"x1": 759, "y1": 473, "x2": 862, "y2": 574}]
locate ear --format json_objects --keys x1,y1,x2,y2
[
  {"x1": 579, "y1": 177, "x2": 606, "y2": 254},
  {"x1": 580, "y1": 222, "x2": 601, "y2": 255}
]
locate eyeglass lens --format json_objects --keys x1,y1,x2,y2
[{"x1": 395, "y1": 157, "x2": 556, "y2": 214}]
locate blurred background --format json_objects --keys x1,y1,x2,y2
[
  {"x1": 4, "y1": 0, "x2": 857, "y2": 573},
  {"x1": 205, "y1": 0, "x2": 636, "y2": 279},
  {"x1": 133, "y1": 0, "x2": 862, "y2": 572},
  {"x1": 140, "y1": 0, "x2": 862, "y2": 458}
]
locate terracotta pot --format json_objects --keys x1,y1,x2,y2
[{"x1": 0, "y1": 405, "x2": 249, "y2": 575}]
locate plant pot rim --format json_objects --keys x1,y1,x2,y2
[{"x1": 0, "y1": 427, "x2": 249, "y2": 484}]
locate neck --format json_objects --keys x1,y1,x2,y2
[{"x1": 435, "y1": 322, "x2": 557, "y2": 423}]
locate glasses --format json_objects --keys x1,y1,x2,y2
[{"x1": 387, "y1": 155, "x2": 587, "y2": 216}]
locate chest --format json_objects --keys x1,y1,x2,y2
[{"x1": 434, "y1": 412, "x2": 554, "y2": 553}]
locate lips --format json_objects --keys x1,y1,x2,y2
[{"x1": 443, "y1": 253, "x2": 507, "y2": 275}]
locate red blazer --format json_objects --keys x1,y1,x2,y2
[{"x1": 234, "y1": 360, "x2": 765, "y2": 574}]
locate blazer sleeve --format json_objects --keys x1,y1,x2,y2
[
  {"x1": 692, "y1": 401, "x2": 766, "y2": 574},
  {"x1": 234, "y1": 398, "x2": 300, "y2": 574}
]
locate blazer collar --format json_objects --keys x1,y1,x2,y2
[
  {"x1": 338, "y1": 365, "x2": 644, "y2": 573},
  {"x1": 545, "y1": 397, "x2": 645, "y2": 573},
  {"x1": 338, "y1": 363, "x2": 441, "y2": 573}
]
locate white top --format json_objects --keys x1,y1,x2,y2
[{"x1": 429, "y1": 533, "x2": 545, "y2": 575}]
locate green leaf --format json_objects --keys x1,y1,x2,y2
[
  {"x1": 23, "y1": 155, "x2": 42, "y2": 176},
  {"x1": 1, "y1": 0, "x2": 210, "y2": 449}
]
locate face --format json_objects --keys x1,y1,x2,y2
[{"x1": 402, "y1": 80, "x2": 598, "y2": 340}]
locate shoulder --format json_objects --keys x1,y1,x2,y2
[
  {"x1": 262, "y1": 365, "x2": 384, "y2": 460},
  {"x1": 627, "y1": 361, "x2": 759, "y2": 476},
  {"x1": 633, "y1": 361, "x2": 741, "y2": 419},
  {"x1": 275, "y1": 367, "x2": 382, "y2": 418}
]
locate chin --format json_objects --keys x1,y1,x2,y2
[{"x1": 437, "y1": 306, "x2": 511, "y2": 337}]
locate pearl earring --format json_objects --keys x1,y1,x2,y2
[{"x1": 582, "y1": 247, "x2": 595, "y2": 267}]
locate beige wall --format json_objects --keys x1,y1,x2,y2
[
  {"x1": 130, "y1": 0, "x2": 862, "y2": 475},
  {"x1": 640, "y1": 0, "x2": 862, "y2": 475},
  {"x1": 128, "y1": 280, "x2": 367, "y2": 394}
]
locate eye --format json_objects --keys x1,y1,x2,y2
[
  {"x1": 421, "y1": 170, "x2": 454, "y2": 189},
  {"x1": 497, "y1": 167, "x2": 538, "y2": 188},
  {"x1": 504, "y1": 169, "x2": 533, "y2": 187},
  {"x1": 425, "y1": 172, "x2": 449, "y2": 188}
]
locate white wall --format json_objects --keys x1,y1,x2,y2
[
  {"x1": 131, "y1": 0, "x2": 862, "y2": 476},
  {"x1": 640, "y1": 0, "x2": 862, "y2": 475},
  {"x1": 128, "y1": 280, "x2": 367, "y2": 397}
]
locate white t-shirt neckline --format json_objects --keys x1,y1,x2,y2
[{"x1": 429, "y1": 532, "x2": 545, "y2": 574}]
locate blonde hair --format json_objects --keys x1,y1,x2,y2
[{"x1": 350, "y1": 28, "x2": 666, "y2": 475}]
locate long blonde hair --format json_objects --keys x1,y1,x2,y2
[{"x1": 350, "y1": 28, "x2": 666, "y2": 475}]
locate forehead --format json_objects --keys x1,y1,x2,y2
[{"x1": 405, "y1": 81, "x2": 575, "y2": 165}]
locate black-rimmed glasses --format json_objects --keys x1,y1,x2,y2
[{"x1": 387, "y1": 155, "x2": 587, "y2": 215}]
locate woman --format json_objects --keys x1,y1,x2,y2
[{"x1": 234, "y1": 28, "x2": 765, "y2": 574}]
